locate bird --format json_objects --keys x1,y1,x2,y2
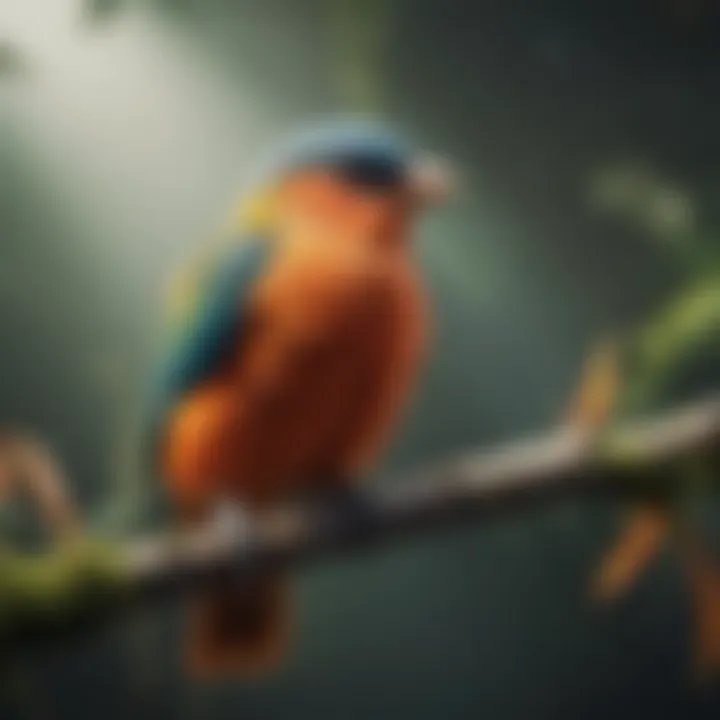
[{"x1": 150, "y1": 119, "x2": 453, "y2": 679}]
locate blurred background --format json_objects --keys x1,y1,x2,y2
[{"x1": 0, "y1": 0, "x2": 718, "y2": 717}]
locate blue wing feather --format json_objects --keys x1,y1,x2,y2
[{"x1": 149, "y1": 236, "x2": 271, "y2": 447}]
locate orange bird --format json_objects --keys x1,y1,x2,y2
[{"x1": 151, "y1": 121, "x2": 452, "y2": 678}]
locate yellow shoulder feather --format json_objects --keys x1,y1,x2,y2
[{"x1": 164, "y1": 185, "x2": 278, "y2": 327}]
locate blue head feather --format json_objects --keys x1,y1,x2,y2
[{"x1": 254, "y1": 119, "x2": 415, "y2": 190}]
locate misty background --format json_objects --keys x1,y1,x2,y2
[{"x1": 0, "y1": 0, "x2": 718, "y2": 718}]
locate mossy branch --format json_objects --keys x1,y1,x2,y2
[{"x1": 0, "y1": 394, "x2": 717, "y2": 652}]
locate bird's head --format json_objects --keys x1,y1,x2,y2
[{"x1": 237, "y1": 120, "x2": 454, "y2": 247}]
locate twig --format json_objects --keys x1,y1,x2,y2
[{"x1": 0, "y1": 433, "x2": 80, "y2": 542}]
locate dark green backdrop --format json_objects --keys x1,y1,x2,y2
[{"x1": 1, "y1": 1, "x2": 718, "y2": 717}]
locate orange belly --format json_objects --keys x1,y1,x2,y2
[{"x1": 162, "y1": 243, "x2": 427, "y2": 511}]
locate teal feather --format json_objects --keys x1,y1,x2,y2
[{"x1": 148, "y1": 236, "x2": 271, "y2": 457}]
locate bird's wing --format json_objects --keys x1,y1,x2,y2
[{"x1": 149, "y1": 236, "x2": 271, "y2": 446}]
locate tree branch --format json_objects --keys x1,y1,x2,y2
[
  {"x1": 2, "y1": 394, "x2": 719, "y2": 650},
  {"x1": 125, "y1": 394, "x2": 720, "y2": 598}
]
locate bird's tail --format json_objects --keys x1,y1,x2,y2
[
  {"x1": 566, "y1": 339, "x2": 720, "y2": 676},
  {"x1": 186, "y1": 574, "x2": 291, "y2": 679}
]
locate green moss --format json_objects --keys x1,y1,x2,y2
[{"x1": 0, "y1": 538, "x2": 129, "y2": 642}]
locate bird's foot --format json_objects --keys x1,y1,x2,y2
[{"x1": 295, "y1": 483, "x2": 380, "y2": 545}]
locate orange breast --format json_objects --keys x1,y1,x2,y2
[{"x1": 163, "y1": 240, "x2": 427, "y2": 512}]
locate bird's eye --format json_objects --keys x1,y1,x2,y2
[{"x1": 336, "y1": 156, "x2": 403, "y2": 193}]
